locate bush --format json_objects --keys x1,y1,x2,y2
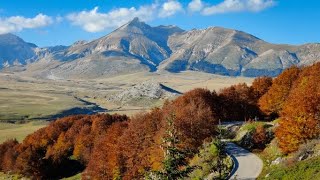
[{"x1": 238, "y1": 122, "x2": 274, "y2": 150}]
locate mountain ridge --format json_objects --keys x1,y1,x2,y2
[{"x1": 1, "y1": 18, "x2": 320, "y2": 79}]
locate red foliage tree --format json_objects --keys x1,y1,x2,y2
[
  {"x1": 253, "y1": 125, "x2": 267, "y2": 149},
  {"x1": 219, "y1": 83, "x2": 260, "y2": 121},
  {"x1": 83, "y1": 121, "x2": 128, "y2": 179},
  {"x1": 0, "y1": 139, "x2": 19, "y2": 171},
  {"x1": 118, "y1": 108, "x2": 165, "y2": 179},
  {"x1": 165, "y1": 88, "x2": 219, "y2": 150}
]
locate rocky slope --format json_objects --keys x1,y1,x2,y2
[
  {"x1": 159, "y1": 27, "x2": 316, "y2": 77},
  {"x1": 107, "y1": 81, "x2": 181, "y2": 105},
  {"x1": 0, "y1": 34, "x2": 37, "y2": 68},
  {"x1": 1, "y1": 18, "x2": 320, "y2": 78}
]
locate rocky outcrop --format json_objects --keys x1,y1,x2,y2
[{"x1": 107, "y1": 81, "x2": 181, "y2": 105}]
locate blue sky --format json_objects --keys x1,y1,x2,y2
[{"x1": 0, "y1": 0, "x2": 319, "y2": 47}]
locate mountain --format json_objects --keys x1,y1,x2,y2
[
  {"x1": 1, "y1": 18, "x2": 320, "y2": 78},
  {"x1": 23, "y1": 17, "x2": 184, "y2": 79},
  {"x1": 159, "y1": 27, "x2": 320, "y2": 76},
  {"x1": 0, "y1": 33, "x2": 37, "y2": 68}
]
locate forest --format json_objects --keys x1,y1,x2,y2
[{"x1": 0, "y1": 63, "x2": 319, "y2": 179}]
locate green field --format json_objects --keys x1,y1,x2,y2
[
  {"x1": 0, "y1": 121, "x2": 48, "y2": 143},
  {"x1": 0, "y1": 90, "x2": 84, "y2": 121}
]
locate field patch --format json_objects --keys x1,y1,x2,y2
[
  {"x1": 0, "y1": 89, "x2": 85, "y2": 121},
  {"x1": 0, "y1": 121, "x2": 48, "y2": 143}
]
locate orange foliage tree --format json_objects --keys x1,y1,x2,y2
[
  {"x1": 276, "y1": 63, "x2": 320, "y2": 154},
  {"x1": 258, "y1": 66, "x2": 300, "y2": 117},
  {"x1": 276, "y1": 117, "x2": 319, "y2": 154},
  {"x1": 0, "y1": 139, "x2": 19, "y2": 172},
  {"x1": 117, "y1": 108, "x2": 165, "y2": 180},
  {"x1": 83, "y1": 121, "x2": 128, "y2": 179},
  {"x1": 251, "y1": 76, "x2": 273, "y2": 100}
]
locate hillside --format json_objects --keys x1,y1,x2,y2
[{"x1": 0, "y1": 33, "x2": 37, "y2": 68}]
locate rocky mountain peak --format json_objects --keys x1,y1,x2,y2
[
  {"x1": 117, "y1": 17, "x2": 152, "y2": 34},
  {"x1": 128, "y1": 17, "x2": 141, "y2": 25},
  {"x1": 0, "y1": 33, "x2": 36, "y2": 47},
  {"x1": 0, "y1": 33, "x2": 37, "y2": 68}
]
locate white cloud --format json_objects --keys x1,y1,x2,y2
[
  {"x1": 66, "y1": 0, "x2": 276, "y2": 33},
  {"x1": 188, "y1": 0, "x2": 204, "y2": 12},
  {"x1": 0, "y1": 14, "x2": 53, "y2": 34},
  {"x1": 159, "y1": 0, "x2": 183, "y2": 18},
  {"x1": 202, "y1": 0, "x2": 275, "y2": 15},
  {"x1": 67, "y1": 5, "x2": 157, "y2": 32}
]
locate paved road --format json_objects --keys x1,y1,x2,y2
[{"x1": 226, "y1": 142, "x2": 263, "y2": 180}]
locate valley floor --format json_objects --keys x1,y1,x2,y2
[{"x1": 0, "y1": 71, "x2": 253, "y2": 121}]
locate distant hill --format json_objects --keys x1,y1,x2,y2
[
  {"x1": 0, "y1": 33, "x2": 37, "y2": 68},
  {"x1": 1, "y1": 18, "x2": 320, "y2": 78}
]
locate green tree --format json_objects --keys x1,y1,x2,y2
[
  {"x1": 148, "y1": 114, "x2": 193, "y2": 180},
  {"x1": 212, "y1": 123, "x2": 228, "y2": 179}
]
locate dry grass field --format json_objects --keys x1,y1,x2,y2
[
  {"x1": 0, "y1": 121, "x2": 48, "y2": 143},
  {"x1": 0, "y1": 71, "x2": 253, "y2": 142},
  {"x1": 0, "y1": 71, "x2": 253, "y2": 121},
  {"x1": 0, "y1": 89, "x2": 85, "y2": 121}
]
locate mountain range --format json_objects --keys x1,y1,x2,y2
[{"x1": 1, "y1": 17, "x2": 320, "y2": 79}]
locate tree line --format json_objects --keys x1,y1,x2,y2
[{"x1": 0, "y1": 62, "x2": 319, "y2": 179}]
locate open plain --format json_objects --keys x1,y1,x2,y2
[{"x1": 0, "y1": 71, "x2": 254, "y2": 122}]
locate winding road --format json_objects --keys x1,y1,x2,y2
[{"x1": 226, "y1": 142, "x2": 263, "y2": 180}]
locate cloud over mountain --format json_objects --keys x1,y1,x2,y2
[
  {"x1": 0, "y1": 14, "x2": 53, "y2": 34},
  {"x1": 202, "y1": 0, "x2": 275, "y2": 15},
  {"x1": 67, "y1": 0, "x2": 184, "y2": 32},
  {"x1": 67, "y1": 5, "x2": 157, "y2": 33},
  {"x1": 67, "y1": 0, "x2": 276, "y2": 33},
  {"x1": 159, "y1": 0, "x2": 183, "y2": 17},
  {"x1": 188, "y1": 0, "x2": 204, "y2": 12}
]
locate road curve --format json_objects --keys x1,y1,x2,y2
[{"x1": 226, "y1": 142, "x2": 263, "y2": 180}]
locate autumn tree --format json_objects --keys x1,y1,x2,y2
[
  {"x1": 251, "y1": 76, "x2": 273, "y2": 100},
  {"x1": 118, "y1": 108, "x2": 165, "y2": 179},
  {"x1": 252, "y1": 125, "x2": 267, "y2": 149},
  {"x1": 0, "y1": 139, "x2": 19, "y2": 171},
  {"x1": 0, "y1": 114, "x2": 129, "y2": 179},
  {"x1": 276, "y1": 117, "x2": 319, "y2": 154},
  {"x1": 258, "y1": 66, "x2": 300, "y2": 117},
  {"x1": 219, "y1": 83, "x2": 260, "y2": 121},
  {"x1": 276, "y1": 63, "x2": 320, "y2": 153},
  {"x1": 83, "y1": 121, "x2": 128, "y2": 180},
  {"x1": 164, "y1": 88, "x2": 219, "y2": 151},
  {"x1": 281, "y1": 63, "x2": 320, "y2": 119}
]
